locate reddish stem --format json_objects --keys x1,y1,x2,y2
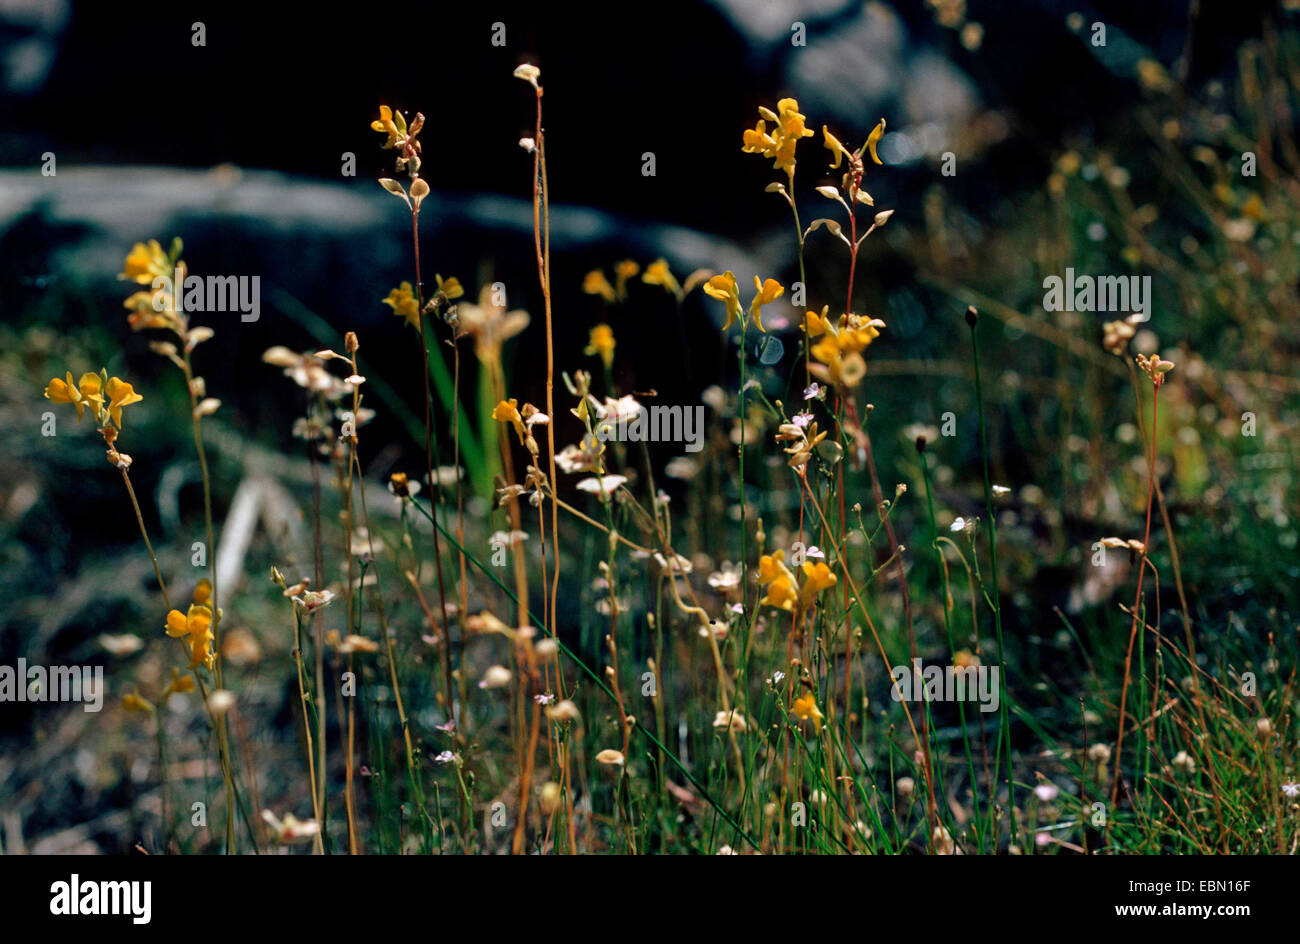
[{"x1": 1113, "y1": 379, "x2": 1160, "y2": 805}]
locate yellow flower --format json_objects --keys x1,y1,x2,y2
[
  {"x1": 798, "y1": 561, "x2": 837, "y2": 607},
  {"x1": 775, "y1": 98, "x2": 812, "y2": 140},
  {"x1": 382, "y1": 282, "x2": 421, "y2": 328},
  {"x1": 585, "y1": 324, "x2": 616, "y2": 370},
  {"x1": 823, "y1": 126, "x2": 851, "y2": 169},
  {"x1": 165, "y1": 604, "x2": 215, "y2": 671},
  {"x1": 803, "y1": 306, "x2": 832, "y2": 336},
  {"x1": 370, "y1": 105, "x2": 401, "y2": 149},
  {"x1": 104, "y1": 377, "x2": 143, "y2": 429},
  {"x1": 791, "y1": 692, "x2": 824, "y2": 732},
  {"x1": 704, "y1": 271, "x2": 744, "y2": 331},
  {"x1": 192, "y1": 578, "x2": 212, "y2": 607},
  {"x1": 123, "y1": 690, "x2": 154, "y2": 714},
  {"x1": 435, "y1": 274, "x2": 464, "y2": 300},
  {"x1": 120, "y1": 239, "x2": 170, "y2": 285},
  {"x1": 79, "y1": 372, "x2": 105, "y2": 418},
  {"x1": 757, "y1": 550, "x2": 798, "y2": 611},
  {"x1": 44, "y1": 372, "x2": 80, "y2": 417},
  {"x1": 492, "y1": 398, "x2": 526, "y2": 444},
  {"x1": 841, "y1": 315, "x2": 884, "y2": 353},
  {"x1": 742, "y1": 119, "x2": 777, "y2": 159},
  {"x1": 761, "y1": 574, "x2": 799, "y2": 611},
  {"x1": 742, "y1": 98, "x2": 814, "y2": 180},
  {"x1": 44, "y1": 371, "x2": 105, "y2": 423},
  {"x1": 748, "y1": 277, "x2": 784, "y2": 333},
  {"x1": 810, "y1": 339, "x2": 865, "y2": 388},
  {"x1": 371, "y1": 105, "x2": 423, "y2": 172},
  {"x1": 804, "y1": 308, "x2": 883, "y2": 389},
  {"x1": 865, "y1": 118, "x2": 886, "y2": 166},
  {"x1": 163, "y1": 667, "x2": 196, "y2": 698},
  {"x1": 757, "y1": 549, "x2": 792, "y2": 585},
  {"x1": 642, "y1": 257, "x2": 682, "y2": 297},
  {"x1": 583, "y1": 269, "x2": 616, "y2": 303},
  {"x1": 122, "y1": 258, "x2": 186, "y2": 333},
  {"x1": 614, "y1": 259, "x2": 640, "y2": 300}
]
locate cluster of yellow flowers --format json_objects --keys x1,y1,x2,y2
[
  {"x1": 756, "y1": 549, "x2": 837, "y2": 615},
  {"x1": 581, "y1": 258, "x2": 713, "y2": 373},
  {"x1": 583, "y1": 257, "x2": 688, "y2": 304},
  {"x1": 703, "y1": 272, "x2": 785, "y2": 332},
  {"x1": 164, "y1": 579, "x2": 216, "y2": 672},
  {"x1": 803, "y1": 306, "x2": 886, "y2": 388},
  {"x1": 43, "y1": 370, "x2": 144, "y2": 430},
  {"x1": 741, "y1": 98, "x2": 815, "y2": 182},
  {"x1": 120, "y1": 238, "x2": 188, "y2": 334}
]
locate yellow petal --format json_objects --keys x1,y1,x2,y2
[
  {"x1": 165, "y1": 610, "x2": 190, "y2": 637},
  {"x1": 823, "y1": 126, "x2": 848, "y2": 169},
  {"x1": 582, "y1": 269, "x2": 616, "y2": 303},
  {"x1": 865, "y1": 118, "x2": 886, "y2": 166},
  {"x1": 78, "y1": 372, "x2": 104, "y2": 403}
]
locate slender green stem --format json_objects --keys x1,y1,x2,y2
[{"x1": 967, "y1": 310, "x2": 1017, "y2": 850}]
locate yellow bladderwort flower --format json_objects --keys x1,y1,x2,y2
[
  {"x1": 165, "y1": 604, "x2": 215, "y2": 671},
  {"x1": 382, "y1": 281, "x2": 421, "y2": 329},
  {"x1": 748, "y1": 277, "x2": 784, "y2": 333},
  {"x1": 583, "y1": 269, "x2": 616, "y2": 303},
  {"x1": 841, "y1": 314, "x2": 885, "y2": 353},
  {"x1": 435, "y1": 274, "x2": 464, "y2": 300},
  {"x1": 104, "y1": 377, "x2": 143, "y2": 428},
  {"x1": 743, "y1": 98, "x2": 814, "y2": 182},
  {"x1": 757, "y1": 550, "x2": 798, "y2": 611},
  {"x1": 775, "y1": 98, "x2": 811, "y2": 139},
  {"x1": 642, "y1": 257, "x2": 682, "y2": 297},
  {"x1": 742, "y1": 119, "x2": 777, "y2": 160},
  {"x1": 44, "y1": 371, "x2": 97, "y2": 423},
  {"x1": 42, "y1": 373, "x2": 76, "y2": 404},
  {"x1": 613, "y1": 259, "x2": 639, "y2": 300},
  {"x1": 798, "y1": 561, "x2": 837, "y2": 608},
  {"x1": 77, "y1": 372, "x2": 104, "y2": 419},
  {"x1": 761, "y1": 574, "x2": 798, "y2": 611},
  {"x1": 804, "y1": 308, "x2": 884, "y2": 389},
  {"x1": 823, "y1": 126, "x2": 851, "y2": 169},
  {"x1": 492, "y1": 398, "x2": 526, "y2": 444},
  {"x1": 864, "y1": 118, "x2": 886, "y2": 166},
  {"x1": 123, "y1": 690, "x2": 154, "y2": 714},
  {"x1": 371, "y1": 105, "x2": 400, "y2": 148},
  {"x1": 162, "y1": 667, "x2": 196, "y2": 698},
  {"x1": 823, "y1": 119, "x2": 885, "y2": 174},
  {"x1": 704, "y1": 271, "x2": 743, "y2": 331},
  {"x1": 371, "y1": 105, "x2": 424, "y2": 173},
  {"x1": 123, "y1": 257, "x2": 187, "y2": 333},
  {"x1": 791, "y1": 692, "x2": 824, "y2": 732},
  {"x1": 192, "y1": 578, "x2": 212, "y2": 607},
  {"x1": 120, "y1": 239, "x2": 171, "y2": 285},
  {"x1": 584, "y1": 324, "x2": 616, "y2": 370}
]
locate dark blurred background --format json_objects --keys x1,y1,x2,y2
[{"x1": 0, "y1": 0, "x2": 1283, "y2": 469}]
